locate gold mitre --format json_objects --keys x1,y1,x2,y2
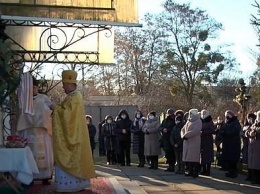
[{"x1": 62, "y1": 70, "x2": 77, "y2": 84}]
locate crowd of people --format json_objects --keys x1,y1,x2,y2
[
  {"x1": 16, "y1": 69, "x2": 260, "y2": 193},
  {"x1": 97, "y1": 107, "x2": 260, "y2": 185}
]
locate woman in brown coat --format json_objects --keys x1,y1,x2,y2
[
  {"x1": 143, "y1": 111, "x2": 161, "y2": 169},
  {"x1": 181, "y1": 109, "x2": 202, "y2": 178}
]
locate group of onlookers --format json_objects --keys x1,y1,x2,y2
[
  {"x1": 93, "y1": 108, "x2": 260, "y2": 185},
  {"x1": 98, "y1": 110, "x2": 133, "y2": 166}
]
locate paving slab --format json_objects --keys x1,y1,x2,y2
[
  {"x1": 118, "y1": 166, "x2": 161, "y2": 176},
  {"x1": 141, "y1": 185, "x2": 180, "y2": 193},
  {"x1": 184, "y1": 190, "x2": 223, "y2": 194},
  {"x1": 94, "y1": 164, "x2": 260, "y2": 194},
  {"x1": 175, "y1": 182, "x2": 215, "y2": 191},
  {"x1": 107, "y1": 177, "x2": 127, "y2": 194},
  {"x1": 118, "y1": 180, "x2": 148, "y2": 194},
  {"x1": 161, "y1": 174, "x2": 200, "y2": 182},
  {"x1": 128, "y1": 175, "x2": 168, "y2": 186}
]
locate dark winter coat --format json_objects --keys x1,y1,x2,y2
[
  {"x1": 102, "y1": 122, "x2": 117, "y2": 151},
  {"x1": 214, "y1": 121, "x2": 224, "y2": 149},
  {"x1": 200, "y1": 116, "x2": 215, "y2": 164},
  {"x1": 170, "y1": 122, "x2": 185, "y2": 151},
  {"x1": 160, "y1": 116, "x2": 175, "y2": 152},
  {"x1": 87, "y1": 124, "x2": 97, "y2": 151},
  {"x1": 245, "y1": 122, "x2": 260, "y2": 170},
  {"x1": 115, "y1": 110, "x2": 132, "y2": 142},
  {"x1": 131, "y1": 116, "x2": 146, "y2": 154},
  {"x1": 220, "y1": 116, "x2": 241, "y2": 162}
]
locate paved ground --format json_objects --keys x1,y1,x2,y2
[{"x1": 95, "y1": 163, "x2": 260, "y2": 194}]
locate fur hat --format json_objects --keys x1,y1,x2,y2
[
  {"x1": 201, "y1": 109, "x2": 210, "y2": 119},
  {"x1": 247, "y1": 113, "x2": 256, "y2": 120},
  {"x1": 85, "y1": 115, "x2": 92, "y2": 122},
  {"x1": 62, "y1": 70, "x2": 77, "y2": 84},
  {"x1": 225, "y1": 110, "x2": 235, "y2": 117},
  {"x1": 167, "y1": 108, "x2": 175, "y2": 115},
  {"x1": 105, "y1": 115, "x2": 113, "y2": 121},
  {"x1": 148, "y1": 111, "x2": 156, "y2": 117},
  {"x1": 175, "y1": 115, "x2": 183, "y2": 122},
  {"x1": 85, "y1": 115, "x2": 92, "y2": 119},
  {"x1": 189, "y1": 109, "x2": 198, "y2": 116},
  {"x1": 175, "y1": 110, "x2": 184, "y2": 117}
]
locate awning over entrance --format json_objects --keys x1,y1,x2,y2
[
  {"x1": 0, "y1": 15, "x2": 142, "y2": 28},
  {"x1": 0, "y1": 0, "x2": 141, "y2": 27}
]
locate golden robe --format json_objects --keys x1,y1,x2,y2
[{"x1": 52, "y1": 91, "x2": 95, "y2": 179}]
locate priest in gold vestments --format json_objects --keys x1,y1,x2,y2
[{"x1": 52, "y1": 70, "x2": 95, "y2": 192}]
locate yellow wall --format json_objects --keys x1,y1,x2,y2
[
  {"x1": 0, "y1": 0, "x2": 139, "y2": 24},
  {"x1": 6, "y1": 26, "x2": 115, "y2": 64}
]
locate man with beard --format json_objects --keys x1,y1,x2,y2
[{"x1": 52, "y1": 70, "x2": 95, "y2": 192}]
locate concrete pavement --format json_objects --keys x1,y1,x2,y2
[{"x1": 95, "y1": 163, "x2": 260, "y2": 194}]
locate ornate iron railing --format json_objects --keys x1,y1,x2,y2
[{"x1": 0, "y1": 16, "x2": 113, "y2": 143}]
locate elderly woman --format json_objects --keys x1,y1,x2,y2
[
  {"x1": 245, "y1": 111, "x2": 260, "y2": 184},
  {"x1": 181, "y1": 109, "x2": 202, "y2": 178},
  {"x1": 143, "y1": 111, "x2": 161, "y2": 170}
]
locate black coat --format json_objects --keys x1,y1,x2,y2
[
  {"x1": 88, "y1": 124, "x2": 96, "y2": 150},
  {"x1": 102, "y1": 122, "x2": 117, "y2": 151},
  {"x1": 200, "y1": 116, "x2": 215, "y2": 164},
  {"x1": 115, "y1": 118, "x2": 132, "y2": 141},
  {"x1": 131, "y1": 118, "x2": 146, "y2": 154},
  {"x1": 170, "y1": 122, "x2": 185, "y2": 151},
  {"x1": 220, "y1": 116, "x2": 241, "y2": 162},
  {"x1": 160, "y1": 116, "x2": 175, "y2": 151}
]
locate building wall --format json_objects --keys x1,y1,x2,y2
[{"x1": 0, "y1": 0, "x2": 139, "y2": 24}]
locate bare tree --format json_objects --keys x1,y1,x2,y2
[
  {"x1": 115, "y1": 14, "x2": 167, "y2": 96},
  {"x1": 95, "y1": 65, "x2": 117, "y2": 95},
  {"x1": 159, "y1": 1, "x2": 237, "y2": 108}
]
